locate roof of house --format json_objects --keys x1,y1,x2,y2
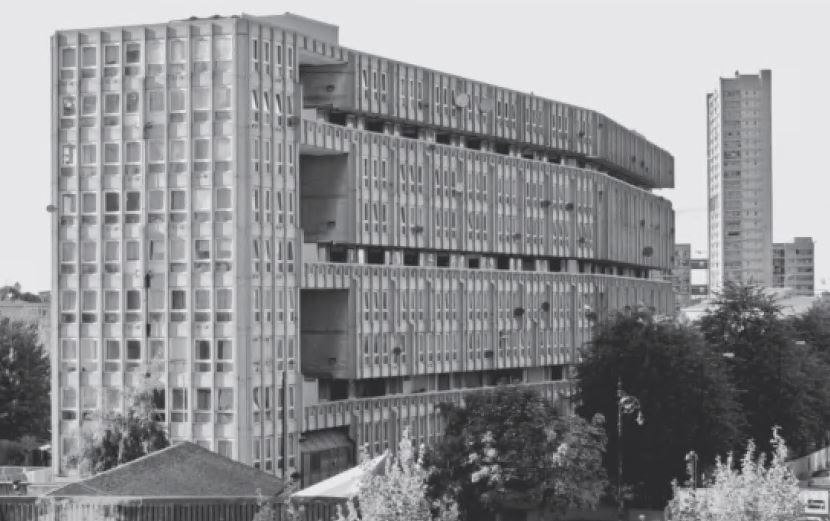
[{"x1": 48, "y1": 442, "x2": 285, "y2": 499}]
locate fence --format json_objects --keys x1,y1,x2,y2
[{"x1": 0, "y1": 496, "x2": 338, "y2": 521}]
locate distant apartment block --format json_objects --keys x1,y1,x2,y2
[
  {"x1": 773, "y1": 237, "x2": 814, "y2": 296},
  {"x1": 51, "y1": 13, "x2": 675, "y2": 483},
  {"x1": 671, "y1": 244, "x2": 708, "y2": 309},
  {"x1": 0, "y1": 292, "x2": 51, "y2": 347},
  {"x1": 707, "y1": 70, "x2": 773, "y2": 293}
]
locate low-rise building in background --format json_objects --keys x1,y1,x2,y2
[{"x1": 773, "y1": 237, "x2": 815, "y2": 296}]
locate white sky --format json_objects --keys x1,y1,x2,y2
[{"x1": 2, "y1": 0, "x2": 828, "y2": 292}]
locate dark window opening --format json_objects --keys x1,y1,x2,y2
[
  {"x1": 330, "y1": 380, "x2": 348, "y2": 401},
  {"x1": 152, "y1": 389, "x2": 165, "y2": 409},
  {"x1": 467, "y1": 257, "x2": 480, "y2": 269},
  {"x1": 496, "y1": 255, "x2": 510, "y2": 270},
  {"x1": 365, "y1": 120, "x2": 385, "y2": 133},
  {"x1": 329, "y1": 246, "x2": 348, "y2": 263},
  {"x1": 328, "y1": 112, "x2": 348, "y2": 126},
  {"x1": 436, "y1": 253, "x2": 450, "y2": 268},
  {"x1": 366, "y1": 248, "x2": 385, "y2": 265},
  {"x1": 437, "y1": 374, "x2": 450, "y2": 391},
  {"x1": 549, "y1": 366, "x2": 564, "y2": 381},
  {"x1": 466, "y1": 138, "x2": 482, "y2": 150},
  {"x1": 548, "y1": 259, "x2": 562, "y2": 272},
  {"x1": 521, "y1": 258, "x2": 535, "y2": 271},
  {"x1": 358, "y1": 378, "x2": 386, "y2": 398},
  {"x1": 435, "y1": 133, "x2": 451, "y2": 145},
  {"x1": 494, "y1": 142, "x2": 510, "y2": 155},
  {"x1": 400, "y1": 126, "x2": 419, "y2": 139},
  {"x1": 403, "y1": 250, "x2": 419, "y2": 267}
]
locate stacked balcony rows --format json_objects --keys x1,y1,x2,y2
[
  {"x1": 300, "y1": 120, "x2": 674, "y2": 270},
  {"x1": 303, "y1": 380, "x2": 571, "y2": 457},
  {"x1": 301, "y1": 53, "x2": 673, "y2": 189},
  {"x1": 300, "y1": 260, "x2": 673, "y2": 380}
]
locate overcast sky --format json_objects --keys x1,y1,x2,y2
[{"x1": 2, "y1": 0, "x2": 827, "y2": 292}]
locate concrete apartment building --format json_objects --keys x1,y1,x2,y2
[
  {"x1": 671, "y1": 244, "x2": 709, "y2": 309},
  {"x1": 672, "y1": 244, "x2": 692, "y2": 308},
  {"x1": 773, "y1": 237, "x2": 815, "y2": 296},
  {"x1": 50, "y1": 13, "x2": 675, "y2": 482},
  {"x1": 707, "y1": 70, "x2": 773, "y2": 294}
]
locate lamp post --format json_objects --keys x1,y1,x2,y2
[{"x1": 617, "y1": 377, "x2": 644, "y2": 521}]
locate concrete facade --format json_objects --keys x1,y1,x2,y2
[
  {"x1": 51, "y1": 13, "x2": 675, "y2": 482},
  {"x1": 707, "y1": 70, "x2": 773, "y2": 293},
  {"x1": 773, "y1": 237, "x2": 815, "y2": 296},
  {"x1": 671, "y1": 244, "x2": 708, "y2": 309}
]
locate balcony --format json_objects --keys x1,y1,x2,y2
[{"x1": 302, "y1": 379, "x2": 573, "y2": 432}]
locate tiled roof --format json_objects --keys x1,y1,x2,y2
[{"x1": 48, "y1": 442, "x2": 285, "y2": 499}]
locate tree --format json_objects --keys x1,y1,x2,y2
[
  {"x1": 577, "y1": 307, "x2": 744, "y2": 508},
  {"x1": 72, "y1": 372, "x2": 169, "y2": 475},
  {"x1": 0, "y1": 317, "x2": 50, "y2": 441},
  {"x1": 790, "y1": 301, "x2": 830, "y2": 363},
  {"x1": 425, "y1": 387, "x2": 607, "y2": 521},
  {"x1": 699, "y1": 282, "x2": 830, "y2": 456},
  {"x1": 666, "y1": 428, "x2": 802, "y2": 521},
  {"x1": 0, "y1": 282, "x2": 44, "y2": 303},
  {"x1": 334, "y1": 429, "x2": 459, "y2": 521}
]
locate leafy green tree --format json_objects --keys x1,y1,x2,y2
[
  {"x1": 666, "y1": 428, "x2": 802, "y2": 521},
  {"x1": 0, "y1": 317, "x2": 50, "y2": 441},
  {"x1": 790, "y1": 301, "x2": 830, "y2": 362},
  {"x1": 425, "y1": 387, "x2": 607, "y2": 521},
  {"x1": 577, "y1": 307, "x2": 743, "y2": 508},
  {"x1": 699, "y1": 283, "x2": 830, "y2": 456},
  {"x1": 73, "y1": 373, "x2": 169, "y2": 475}
]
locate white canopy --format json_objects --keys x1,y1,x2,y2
[{"x1": 291, "y1": 453, "x2": 389, "y2": 502}]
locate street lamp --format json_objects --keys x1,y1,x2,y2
[{"x1": 617, "y1": 377, "x2": 644, "y2": 521}]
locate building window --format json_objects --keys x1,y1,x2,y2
[
  {"x1": 126, "y1": 340, "x2": 141, "y2": 360},
  {"x1": 171, "y1": 191, "x2": 186, "y2": 211},
  {"x1": 105, "y1": 339, "x2": 120, "y2": 361},
  {"x1": 171, "y1": 290, "x2": 186, "y2": 310},
  {"x1": 195, "y1": 240, "x2": 211, "y2": 260},
  {"x1": 125, "y1": 43, "x2": 141, "y2": 64},
  {"x1": 81, "y1": 95, "x2": 97, "y2": 115},
  {"x1": 104, "y1": 290, "x2": 119, "y2": 311},
  {"x1": 81, "y1": 193, "x2": 97, "y2": 213},
  {"x1": 217, "y1": 339, "x2": 232, "y2": 360},
  {"x1": 82, "y1": 290, "x2": 97, "y2": 311},
  {"x1": 81, "y1": 242, "x2": 96, "y2": 263},
  {"x1": 217, "y1": 388, "x2": 234, "y2": 424},
  {"x1": 172, "y1": 388, "x2": 188, "y2": 422},
  {"x1": 61, "y1": 47, "x2": 77, "y2": 68},
  {"x1": 217, "y1": 440, "x2": 233, "y2": 459},
  {"x1": 62, "y1": 339, "x2": 77, "y2": 360},
  {"x1": 196, "y1": 389, "x2": 211, "y2": 422},
  {"x1": 126, "y1": 240, "x2": 140, "y2": 261},
  {"x1": 104, "y1": 193, "x2": 119, "y2": 212},
  {"x1": 126, "y1": 290, "x2": 141, "y2": 311},
  {"x1": 81, "y1": 46, "x2": 96, "y2": 67}
]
